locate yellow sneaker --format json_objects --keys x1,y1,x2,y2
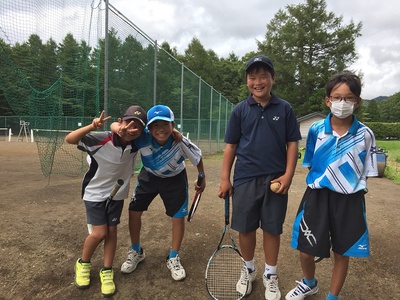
[
  {"x1": 99, "y1": 268, "x2": 116, "y2": 297},
  {"x1": 75, "y1": 258, "x2": 91, "y2": 289}
]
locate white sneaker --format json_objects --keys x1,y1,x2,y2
[
  {"x1": 120, "y1": 248, "x2": 145, "y2": 274},
  {"x1": 166, "y1": 255, "x2": 186, "y2": 281},
  {"x1": 263, "y1": 274, "x2": 281, "y2": 300},
  {"x1": 236, "y1": 266, "x2": 257, "y2": 295},
  {"x1": 285, "y1": 279, "x2": 318, "y2": 300}
]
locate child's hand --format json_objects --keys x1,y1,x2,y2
[
  {"x1": 271, "y1": 175, "x2": 292, "y2": 194},
  {"x1": 116, "y1": 120, "x2": 141, "y2": 138},
  {"x1": 92, "y1": 110, "x2": 111, "y2": 130},
  {"x1": 172, "y1": 129, "x2": 183, "y2": 142},
  {"x1": 218, "y1": 179, "x2": 232, "y2": 198},
  {"x1": 194, "y1": 177, "x2": 206, "y2": 193}
]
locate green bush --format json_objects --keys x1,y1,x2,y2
[{"x1": 364, "y1": 122, "x2": 400, "y2": 140}]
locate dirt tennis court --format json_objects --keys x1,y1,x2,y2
[{"x1": 0, "y1": 141, "x2": 399, "y2": 300}]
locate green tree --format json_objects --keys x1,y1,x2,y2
[
  {"x1": 364, "y1": 99, "x2": 381, "y2": 122},
  {"x1": 379, "y1": 93, "x2": 400, "y2": 123},
  {"x1": 183, "y1": 37, "x2": 217, "y2": 85},
  {"x1": 214, "y1": 53, "x2": 243, "y2": 104},
  {"x1": 257, "y1": 0, "x2": 362, "y2": 117},
  {"x1": 160, "y1": 41, "x2": 179, "y2": 57},
  {"x1": 57, "y1": 33, "x2": 86, "y2": 116}
]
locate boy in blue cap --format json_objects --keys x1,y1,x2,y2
[{"x1": 112, "y1": 104, "x2": 205, "y2": 281}]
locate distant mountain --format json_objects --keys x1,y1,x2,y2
[
  {"x1": 373, "y1": 96, "x2": 388, "y2": 102},
  {"x1": 363, "y1": 96, "x2": 388, "y2": 105}
]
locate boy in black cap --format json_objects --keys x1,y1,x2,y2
[
  {"x1": 65, "y1": 105, "x2": 146, "y2": 298},
  {"x1": 218, "y1": 55, "x2": 301, "y2": 300}
]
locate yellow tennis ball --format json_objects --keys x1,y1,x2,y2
[{"x1": 270, "y1": 182, "x2": 281, "y2": 193}]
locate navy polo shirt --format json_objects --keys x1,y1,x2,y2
[{"x1": 225, "y1": 93, "x2": 301, "y2": 186}]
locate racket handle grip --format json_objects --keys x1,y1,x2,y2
[
  {"x1": 224, "y1": 195, "x2": 230, "y2": 225},
  {"x1": 110, "y1": 179, "x2": 124, "y2": 198},
  {"x1": 196, "y1": 172, "x2": 205, "y2": 187}
]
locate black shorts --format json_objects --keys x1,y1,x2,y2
[
  {"x1": 129, "y1": 168, "x2": 188, "y2": 218},
  {"x1": 84, "y1": 199, "x2": 124, "y2": 227},
  {"x1": 290, "y1": 187, "x2": 370, "y2": 258},
  {"x1": 232, "y1": 174, "x2": 288, "y2": 235}
]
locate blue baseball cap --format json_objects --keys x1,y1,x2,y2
[{"x1": 147, "y1": 105, "x2": 175, "y2": 126}]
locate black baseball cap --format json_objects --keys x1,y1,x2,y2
[
  {"x1": 245, "y1": 55, "x2": 274, "y2": 75},
  {"x1": 121, "y1": 105, "x2": 147, "y2": 126}
]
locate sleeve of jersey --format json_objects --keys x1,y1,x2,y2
[
  {"x1": 286, "y1": 106, "x2": 302, "y2": 142},
  {"x1": 77, "y1": 132, "x2": 111, "y2": 155},
  {"x1": 302, "y1": 123, "x2": 318, "y2": 168},
  {"x1": 364, "y1": 127, "x2": 379, "y2": 177},
  {"x1": 179, "y1": 137, "x2": 202, "y2": 166},
  {"x1": 224, "y1": 107, "x2": 241, "y2": 144}
]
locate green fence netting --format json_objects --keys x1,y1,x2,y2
[{"x1": 0, "y1": 0, "x2": 233, "y2": 177}]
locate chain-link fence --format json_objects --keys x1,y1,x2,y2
[{"x1": 0, "y1": 0, "x2": 233, "y2": 177}]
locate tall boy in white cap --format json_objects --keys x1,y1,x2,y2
[{"x1": 112, "y1": 104, "x2": 205, "y2": 281}]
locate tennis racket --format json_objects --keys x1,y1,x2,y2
[
  {"x1": 87, "y1": 179, "x2": 124, "y2": 234},
  {"x1": 205, "y1": 195, "x2": 248, "y2": 299},
  {"x1": 187, "y1": 172, "x2": 205, "y2": 222}
]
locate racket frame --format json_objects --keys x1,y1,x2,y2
[
  {"x1": 187, "y1": 172, "x2": 205, "y2": 222},
  {"x1": 205, "y1": 195, "x2": 248, "y2": 299}
]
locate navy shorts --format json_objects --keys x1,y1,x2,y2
[
  {"x1": 129, "y1": 168, "x2": 188, "y2": 218},
  {"x1": 232, "y1": 174, "x2": 288, "y2": 235},
  {"x1": 84, "y1": 199, "x2": 124, "y2": 227},
  {"x1": 290, "y1": 187, "x2": 370, "y2": 258}
]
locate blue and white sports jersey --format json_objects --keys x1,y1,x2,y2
[
  {"x1": 303, "y1": 114, "x2": 378, "y2": 194},
  {"x1": 135, "y1": 134, "x2": 202, "y2": 178}
]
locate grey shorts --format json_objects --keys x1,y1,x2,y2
[
  {"x1": 84, "y1": 199, "x2": 124, "y2": 226},
  {"x1": 232, "y1": 174, "x2": 288, "y2": 235}
]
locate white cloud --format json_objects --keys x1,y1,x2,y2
[
  {"x1": 1, "y1": 0, "x2": 399, "y2": 99},
  {"x1": 110, "y1": 0, "x2": 400, "y2": 99}
]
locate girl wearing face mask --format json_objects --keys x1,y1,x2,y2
[
  {"x1": 286, "y1": 71, "x2": 378, "y2": 300},
  {"x1": 326, "y1": 75, "x2": 360, "y2": 123}
]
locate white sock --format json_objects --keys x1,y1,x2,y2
[
  {"x1": 264, "y1": 263, "x2": 277, "y2": 276},
  {"x1": 244, "y1": 259, "x2": 255, "y2": 272}
]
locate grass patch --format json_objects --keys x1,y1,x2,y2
[{"x1": 376, "y1": 140, "x2": 400, "y2": 184}]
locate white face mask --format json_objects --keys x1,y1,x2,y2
[{"x1": 330, "y1": 101, "x2": 354, "y2": 119}]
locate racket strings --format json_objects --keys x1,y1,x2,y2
[{"x1": 206, "y1": 247, "x2": 245, "y2": 299}]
